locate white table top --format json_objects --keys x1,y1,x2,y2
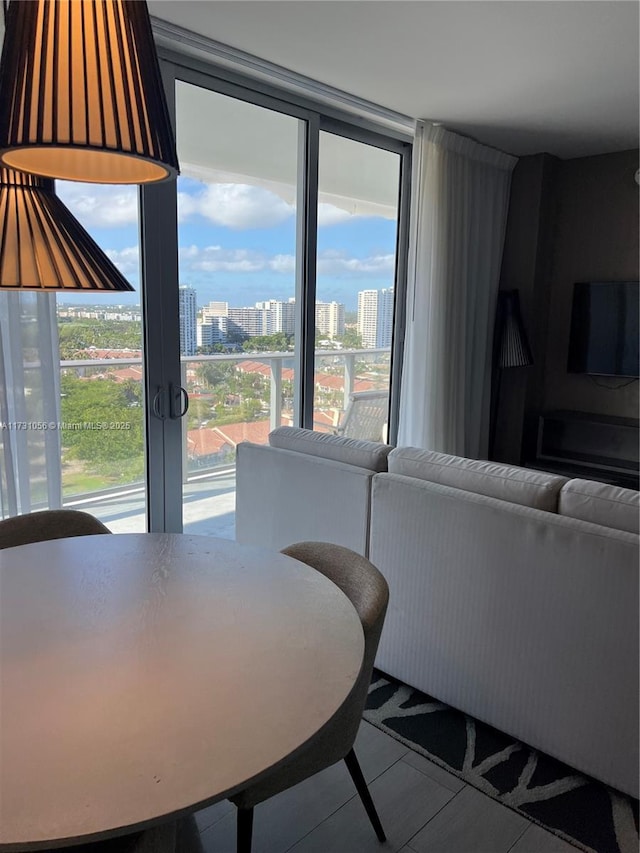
[{"x1": 0, "y1": 534, "x2": 364, "y2": 851}]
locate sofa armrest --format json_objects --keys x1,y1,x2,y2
[{"x1": 236, "y1": 441, "x2": 376, "y2": 556}]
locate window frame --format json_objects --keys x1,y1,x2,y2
[{"x1": 140, "y1": 49, "x2": 411, "y2": 529}]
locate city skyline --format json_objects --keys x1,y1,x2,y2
[
  {"x1": 57, "y1": 285, "x2": 393, "y2": 354},
  {"x1": 54, "y1": 174, "x2": 398, "y2": 313}
]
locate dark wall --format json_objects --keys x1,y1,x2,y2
[
  {"x1": 493, "y1": 149, "x2": 639, "y2": 465},
  {"x1": 544, "y1": 150, "x2": 639, "y2": 416}
]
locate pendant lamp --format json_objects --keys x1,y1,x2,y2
[
  {"x1": 0, "y1": 0, "x2": 178, "y2": 184},
  {"x1": 0, "y1": 168, "x2": 134, "y2": 290}
]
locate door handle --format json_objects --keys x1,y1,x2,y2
[
  {"x1": 169, "y1": 384, "x2": 189, "y2": 420},
  {"x1": 152, "y1": 388, "x2": 166, "y2": 420}
]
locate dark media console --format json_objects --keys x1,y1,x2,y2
[{"x1": 534, "y1": 410, "x2": 639, "y2": 489}]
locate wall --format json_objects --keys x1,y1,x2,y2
[
  {"x1": 543, "y1": 149, "x2": 639, "y2": 417},
  {"x1": 494, "y1": 148, "x2": 639, "y2": 466},
  {"x1": 493, "y1": 154, "x2": 557, "y2": 463}
]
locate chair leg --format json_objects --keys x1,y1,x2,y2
[
  {"x1": 237, "y1": 806, "x2": 254, "y2": 853},
  {"x1": 344, "y1": 748, "x2": 386, "y2": 842}
]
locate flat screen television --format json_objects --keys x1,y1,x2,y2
[{"x1": 567, "y1": 281, "x2": 639, "y2": 378}]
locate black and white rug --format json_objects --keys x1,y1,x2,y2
[{"x1": 364, "y1": 672, "x2": 638, "y2": 853}]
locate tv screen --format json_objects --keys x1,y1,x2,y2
[{"x1": 567, "y1": 282, "x2": 639, "y2": 378}]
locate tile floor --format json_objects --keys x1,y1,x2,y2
[{"x1": 177, "y1": 721, "x2": 582, "y2": 853}]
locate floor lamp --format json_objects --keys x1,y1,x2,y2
[{"x1": 489, "y1": 290, "x2": 534, "y2": 459}]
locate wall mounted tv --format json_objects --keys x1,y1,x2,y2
[{"x1": 567, "y1": 282, "x2": 639, "y2": 378}]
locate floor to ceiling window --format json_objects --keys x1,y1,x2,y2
[
  {"x1": 0, "y1": 49, "x2": 410, "y2": 536},
  {"x1": 0, "y1": 182, "x2": 146, "y2": 531},
  {"x1": 159, "y1": 64, "x2": 410, "y2": 537},
  {"x1": 314, "y1": 132, "x2": 400, "y2": 442},
  {"x1": 175, "y1": 81, "x2": 303, "y2": 536}
]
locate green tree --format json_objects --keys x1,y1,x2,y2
[
  {"x1": 197, "y1": 361, "x2": 235, "y2": 388},
  {"x1": 242, "y1": 333, "x2": 292, "y2": 352},
  {"x1": 60, "y1": 374, "x2": 143, "y2": 468},
  {"x1": 58, "y1": 319, "x2": 142, "y2": 358},
  {"x1": 337, "y1": 328, "x2": 363, "y2": 349}
]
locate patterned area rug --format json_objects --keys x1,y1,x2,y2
[{"x1": 364, "y1": 672, "x2": 638, "y2": 853}]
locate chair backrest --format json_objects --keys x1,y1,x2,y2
[
  {"x1": 337, "y1": 390, "x2": 388, "y2": 442},
  {"x1": 281, "y1": 541, "x2": 389, "y2": 744},
  {"x1": 0, "y1": 509, "x2": 111, "y2": 550}
]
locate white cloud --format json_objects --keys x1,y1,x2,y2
[
  {"x1": 268, "y1": 254, "x2": 296, "y2": 274},
  {"x1": 56, "y1": 182, "x2": 138, "y2": 227},
  {"x1": 317, "y1": 203, "x2": 353, "y2": 227},
  {"x1": 178, "y1": 183, "x2": 294, "y2": 230},
  {"x1": 180, "y1": 244, "x2": 265, "y2": 273},
  {"x1": 105, "y1": 246, "x2": 140, "y2": 274},
  {"x1": 103, "y1": 243, "x2": 394, "y2": 281},
  {"x1": 317, "y1": 250, "x2": 395, "y2": 277}
]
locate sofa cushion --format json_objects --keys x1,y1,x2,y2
[
  {"x1": 388, "y1": 447, "x2": 567, "y2": 511},
  {"x1": 559, "y1": 479, "x2": 640, "y2": 535},
  {"x1": 269, "y1": 427, "x2": 390, "y2": 473}
]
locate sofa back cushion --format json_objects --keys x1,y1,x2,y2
[
  {"x1": 559, "y1": 479, "x2": 640, "y2": 535},
  {"x1": 269, "y1": 427, "x2": 390, "y2": 473},
  {"x1": 388, "y1": 447, "x2": 567, "y2": 511}
]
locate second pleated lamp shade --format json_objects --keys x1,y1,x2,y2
[
  {"x1": 0, "y1": 0, "x2": 178, "y2": 184},
  {"x1": 0, "y1": 168, "x2": 134, "y2": 290}
]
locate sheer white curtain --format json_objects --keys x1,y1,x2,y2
[
  {"x1": 0, "y1": 293, "x2": 62, "y2": 516},
  {"x1": 398, "y1": 122, "x2": 517, "y2": 458}
]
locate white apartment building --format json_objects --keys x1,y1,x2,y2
[
  {"x1": 196, "y1": 297, "x2": 345, "y2": 344},
  {"x1": 227, "y1": 306, "x2": 270, "y2": 339},
  {"x1": 272, "y1": 299, "x2": 296, "y2": 336},
  {"x1": 178, "y1": 286, "x2": 197, "y2": 356},
  {"x1": 315, "y1": 301, "x2": 345, "y2": 338},
  {"x1": 201, "y1": 301, "x2": 229, "y2": 321},
  {"x1": 197, "y1": 316, "x2": 228, "y2": 348},
  {"x1": 357, "y1": 288, "x2": 394, "y2": 348},
  {"x1": 253, "y1": 298, "x2": 344, "y2": 338},
  {"x1": 254, "y1": 299, "x2": 297, "y2": 336}
]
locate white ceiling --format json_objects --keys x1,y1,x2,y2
[{"x1": 149, "y1": 0, "x2": 639, "y2": 159}]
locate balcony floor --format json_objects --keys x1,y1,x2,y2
[{"x1": 67, "y1": 469, "x2": 236, "y2": 539}]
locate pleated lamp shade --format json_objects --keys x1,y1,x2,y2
[
  {"x1": 498, "y1": 290, "x2": 533, "y2": 368},
  {"x1": 0, "y1": 0, "x2": 178, "y2": 184},
  {"x1": 0, "y1": 168, "x2": 134, "y2": 290}
]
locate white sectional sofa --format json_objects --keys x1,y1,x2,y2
[
  {"x1": 236, "y1": 428, "x2": 391, "y2": 556},
  {"x1": 235, "y1": 427, "x2": 639, "y2": 797}
]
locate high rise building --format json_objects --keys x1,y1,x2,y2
[
  {"x1": 376, "y1": 288, "x2": 394, "y2": 348},
  {"x1": 315, "y1": 301, "x2": 345, "y2": 338},
  {"x1": 197, "y1": 316, "x2": 228, "y2": 348},
  {"x1": 178, "y1": 286, "x2": 197, "y2": 356},
  {"x1": 271, "y1": 299, "x2": 296, "y2": 336},
  {"x1": 227, "y1": 306, "x2": 269, "y2": 338},
  {"x1": 254, "y1": 299, "x2": 297, "y2": 336},
  {"x1": 202, "y1": 301, "x2": 229, "y2": 321},
  {"x1": 357, "y1": 288, "x2": 394, "y2": 348},
  {"x1": 198, "y1": 301, "x2": 230, "y2": 348}
]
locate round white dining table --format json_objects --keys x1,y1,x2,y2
[{"x1": 0, "y1": 533, "x2": 364, "y2": 851}]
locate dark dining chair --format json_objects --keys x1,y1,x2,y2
[
  {"x1": 230, "y1": 540, "x2": 389, "y2": 853},
  {"x1": 0, "y1": 508, "x2": 111, "y2": 550}
]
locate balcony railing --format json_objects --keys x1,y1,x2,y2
[{"x1": 7, "y1": 347, "x2": 390, "y2": 533}]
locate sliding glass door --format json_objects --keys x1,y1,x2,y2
[
  {"x1": 0, "y1": 53, "x2": 409, "y2": 537},
  {"x1": 173, "y1": 80, "x2": 307, "y2": 536},
  {"x1": 143, "y1": 60, "x2": 410, "y2": 537}
]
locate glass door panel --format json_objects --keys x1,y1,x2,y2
[
  {"x1": 314, "y1": 133, "x2": 400, "y2": 442},
  {"x1": 0, "y1": 182, "x2": 146, "y2": 531},
  {"x1": 175, "y1": 81, "x2": 302, "y2": 538}
]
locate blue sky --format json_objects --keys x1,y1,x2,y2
[{"x1": 56, "y1": 176, "x2": 398, "y2": 312}]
